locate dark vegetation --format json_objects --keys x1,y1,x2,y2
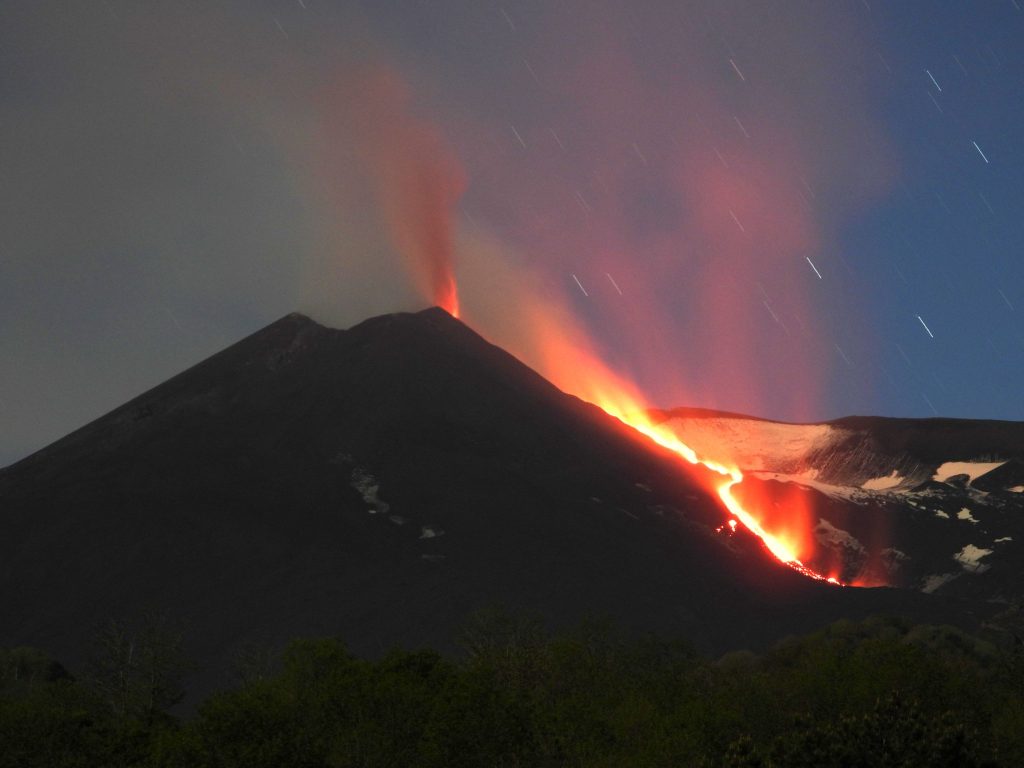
[{"x1": 3, "y1": 612, "x2": 1023, "y2": 767}]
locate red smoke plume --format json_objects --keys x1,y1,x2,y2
[
  {"x1": 345, "y1": 68, "x2": 467, "y2": 316},
  {"x1": 451, "y1": 0, "x2": 893, "y2": 419}
]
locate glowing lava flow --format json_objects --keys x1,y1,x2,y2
[
  {"x1": 450, "y1": 300, "x2": 839, "y2": 584},
  {"x1": 717, "y1": 477, "x2": 841, "y2": 584},
  {"x1": 617, "y1": 416, "x2": 842, "y2": 584},
  {"x1": 520, "y1": 331, "x2": 842, "y2": 585},
  {"x1": 629, "y1": 419, "x2": 842, "y2": 582}
]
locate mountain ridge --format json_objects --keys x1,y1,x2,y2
[{"x1": 0, "y1": 307, "x2": 1002, "y2": 705}]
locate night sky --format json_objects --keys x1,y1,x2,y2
[{"x1": 3, "y1": 1, "x2": 1023, "y2": 468}]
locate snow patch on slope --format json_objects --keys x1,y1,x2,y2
[
  {"x1": 933, "y1": 461, "x2": 1005, "y2": 483},
  {"x1": 921, "y1": 573, "x2": 958, "y2": 594},
  {"x1": 351, "y1": 468, "x2": 390, "y2": 515},
  {"x1": 861, "y1": 471, "x2": 904, "y2": 491},
  {"x1": 957, "y1": 507, "x2": 979, "y2": 524},
  {"x1": 661, "y1": 417, "x2": 842, "y2": 473},
  {"x1": 814, "y1": 519, "x2": 865, "y2": 553},
  {"x1": 749, "y1": 471, "x2": 860, "y2": 501},
  {"x1": 954, "y1": 544, "x2": 993, "y2": 572}
]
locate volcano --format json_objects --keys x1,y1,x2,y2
[{"x1": 0, "y1": 309, "x2": 1002, "y2": 700}]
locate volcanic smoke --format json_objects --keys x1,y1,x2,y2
[
  {"x1": 343, "y1": 61, "x2": 850, "y2": 584},
  {"x1": 349, "y1": 69, "x2": 467, "y2": 316}
]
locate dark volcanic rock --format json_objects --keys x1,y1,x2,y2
[
  {"x1": 0, "y1": 309, "x2": 989, "y2": 703},
  {"x1": 973, "y1": 459, "x2": 1024, "y2": 493}
]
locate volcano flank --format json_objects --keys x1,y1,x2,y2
[{"x1": 0, "y1": 308, "x2": 999, "y2": 701}]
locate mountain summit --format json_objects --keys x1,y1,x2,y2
[{"x1": 0, "y1": 309, "x2": 990, "y2": 700}]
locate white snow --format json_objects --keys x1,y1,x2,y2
[
  {"x1": 350, "y1": 468, "x2": 390, "y2": 515},
  {"x1": 954, "y1": 544, "x2": 993, "y2": 572},
  {"x1": 994, "y1": 536, "x2": 1012, "y2": 543},
  {"x1": 1009, "y1": 486, "x2": 1024, "y2": 493},
  {"x1": 749, "y1": 471, "x2": 859, "y2": 501},
  {"x1": 921, "y1": 573, "x2": 958, "y2": 594},
  {"x1": 661, "y1": 416, "x2": 843, "y2": 473},
  {"x1": 881, "y1": 547, "x2": 909, "y2": 562},
  {"x1": 815, "y1": 519, "x2": 865, "y2": 553},
  {"x1": 419, "y1": 526, "x2": 444, "y2": 539},
  {"x1": 861, "y1": 471, "x2": 904, "y2": 491},
  {"x1": 934, "y1": 510, "x2": 950, "y2": 519},
  {"x1": 957, "y1": 507, "x2": 979, "y2": 524},
  {"x1": 932, "y1": 461, "x2": 1005, "y2": 483}
]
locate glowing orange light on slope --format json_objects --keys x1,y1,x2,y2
[
  {"x1": 498, "y1": 304, "x2": 842, "y2": 586},
  {"x1": 613, "y1": 412, "x2": 840, "y2": 584}
]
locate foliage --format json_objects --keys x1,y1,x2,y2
[
  {"x1": 3, "y1": 613, "x2": 1024, "y2": 766},
  {"x1": 87, "y1": 612, "x2": 193, "y2": 724}
]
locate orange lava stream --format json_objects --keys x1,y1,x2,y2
[
  {"x1": 579, "y1": 392, "x2": 842, "y2": 585},
  {"x1": 626, "y1": 417, "x2": 841, "y2": 584},
  {"x1": 717, "y1": 477, "x2": 841, "y2": 584},
  {"x1": 455, "y1": 303, "x2": 840, "y2": 585}
]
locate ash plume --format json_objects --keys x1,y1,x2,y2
[{"x1": 343, "y1": 68, "x2": 467, "y2": 316}]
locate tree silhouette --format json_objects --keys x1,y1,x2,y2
[{"x1": 88, "y1": 611, "x2": 192, "y2": 723}]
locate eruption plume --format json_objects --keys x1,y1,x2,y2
[
  {"x1": 348, "y1": 69, "x2": 467, "y2": 316},
  {"x1": 325, "y1": 0, "x2": 893, "y2": 585}
]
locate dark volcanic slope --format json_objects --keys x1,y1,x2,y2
[{"x1": 0, "y1": 309, "x2": 987, "y2": 699}]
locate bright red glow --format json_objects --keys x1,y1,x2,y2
[
  {"x1": 628, "y1": 412, "x2": 841, "y2": 583},
  {"x1": 439, "y1": 279, "x2": 459, "y2": 319},
  {"x1": 495, "y1": 300, "x2": 842, "y2": 584},
  {"x1": 444, "y1": 1, "x2": 897, "y2": 434},
  {"x1": 338, "y1": 68, "x2": 466, "y2": 316},
  {"x1": 327, "y1": 35, "x2": 872, "y2": 587}
]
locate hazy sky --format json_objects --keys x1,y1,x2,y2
[{"x1": 3, "y1": 1, "x2": 1023, "y2": 467}]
